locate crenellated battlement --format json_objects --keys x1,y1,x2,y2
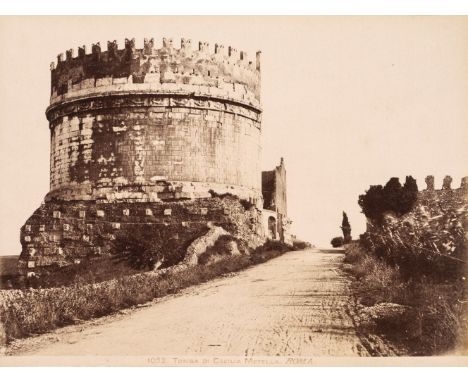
[
  {"x1": 49, "y1": 37, "x2": 261, "y2": 107},
  {"x1": 423, "y1": 175, "x2": 468, "y2": 192}
]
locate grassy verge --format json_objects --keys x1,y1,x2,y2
[
  {"x1": 0, "y1": 257, "x2": 143, "y2": 290},
  {"x1": 0, "y1": 240, "x2": 293, "y2": 346},
  {"x1": 343, "y1": 241, "x2": 464, "y2": 355}
]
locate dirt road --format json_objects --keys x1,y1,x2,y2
[{"x1": 7, "y1": 249, "x2": 381, "y2": 357}]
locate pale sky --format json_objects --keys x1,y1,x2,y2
[{"x1": 0, "y1": 16, "x2": 467, "y2": 253}]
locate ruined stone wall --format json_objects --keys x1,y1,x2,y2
[
  {"x1": 261, "y1": 158, "x2": 289, "y2": 242},
  {"x1": 261, "y1": 158, "x2": 287, "y2": 216},
  {"x1": 273, "y1": 158, "x2": 287, "y2": 218},
  {"x1": 19, "y1": 196, "x2": 264, "y2": 275}
]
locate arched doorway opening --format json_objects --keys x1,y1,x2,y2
[{"x1": 268, "y1": 216, "x2": 277, "y2": 240}]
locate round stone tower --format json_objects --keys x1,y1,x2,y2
[
  {"x1": 46, "y1": 37, "x2": 262, "y2": 204},
  {"x1": 18, "y1": 38, "x2": 264, "y2": 274}
]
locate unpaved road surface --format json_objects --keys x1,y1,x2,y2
[{"x1": 7, "y1": 249, "x2": 380, "y2": 357}]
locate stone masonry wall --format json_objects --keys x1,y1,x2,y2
[
  {"x1": 19, "y1": 195, "x2": 264, "y2": 275},
  {"x1": 45, "y1": 37, "x2": 263, "y2": 206},
  {"x1": 261, "y1": 158, "x2": 289, "y2": 242},
  {"x1": 47, "y1": 95, "x2": 262, "y2": 205},
  {"x1": 18, "y1": 37, "x2": 265, "y2": 274},
  {"x1": 50, "y1": 37, "x2": 261, "y2": 106}
]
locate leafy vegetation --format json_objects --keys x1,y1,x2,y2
[
  {"x1": 358, "y1": 176, "x2": 418, "y2": 222},
  {"x1": 330, "y1": 236, "x2": 344, "y2": 248},
  {"x1": 341, "y1": 211, "x2": 352, "y2": 244},
  {"x1": 346, "y1": 178, "x2": 467, "y2": 355},
  {"x1": 360, "y1": 190, "x2": 467, "y2": 279},
  {"x1": 0, "y1": 239, "x2": 295, "y2": 346},
  {"x1": 110, "y1": 225, "x2": 208, "y2": 270},
  {"x1": 344, "y1": 242, "x2": 464, "y2": 355}
]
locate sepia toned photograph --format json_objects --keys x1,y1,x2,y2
[{"x1": 0, "y1": 14, "x2": 467, "y2": 367}]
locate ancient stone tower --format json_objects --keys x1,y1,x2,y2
[{"x1": 19, "y1": 37, "x2": 264, "y2": 274}]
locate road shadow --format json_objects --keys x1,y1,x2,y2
[{"x1": 319, "y1": 248, "x2": 345, "y2": 254}]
